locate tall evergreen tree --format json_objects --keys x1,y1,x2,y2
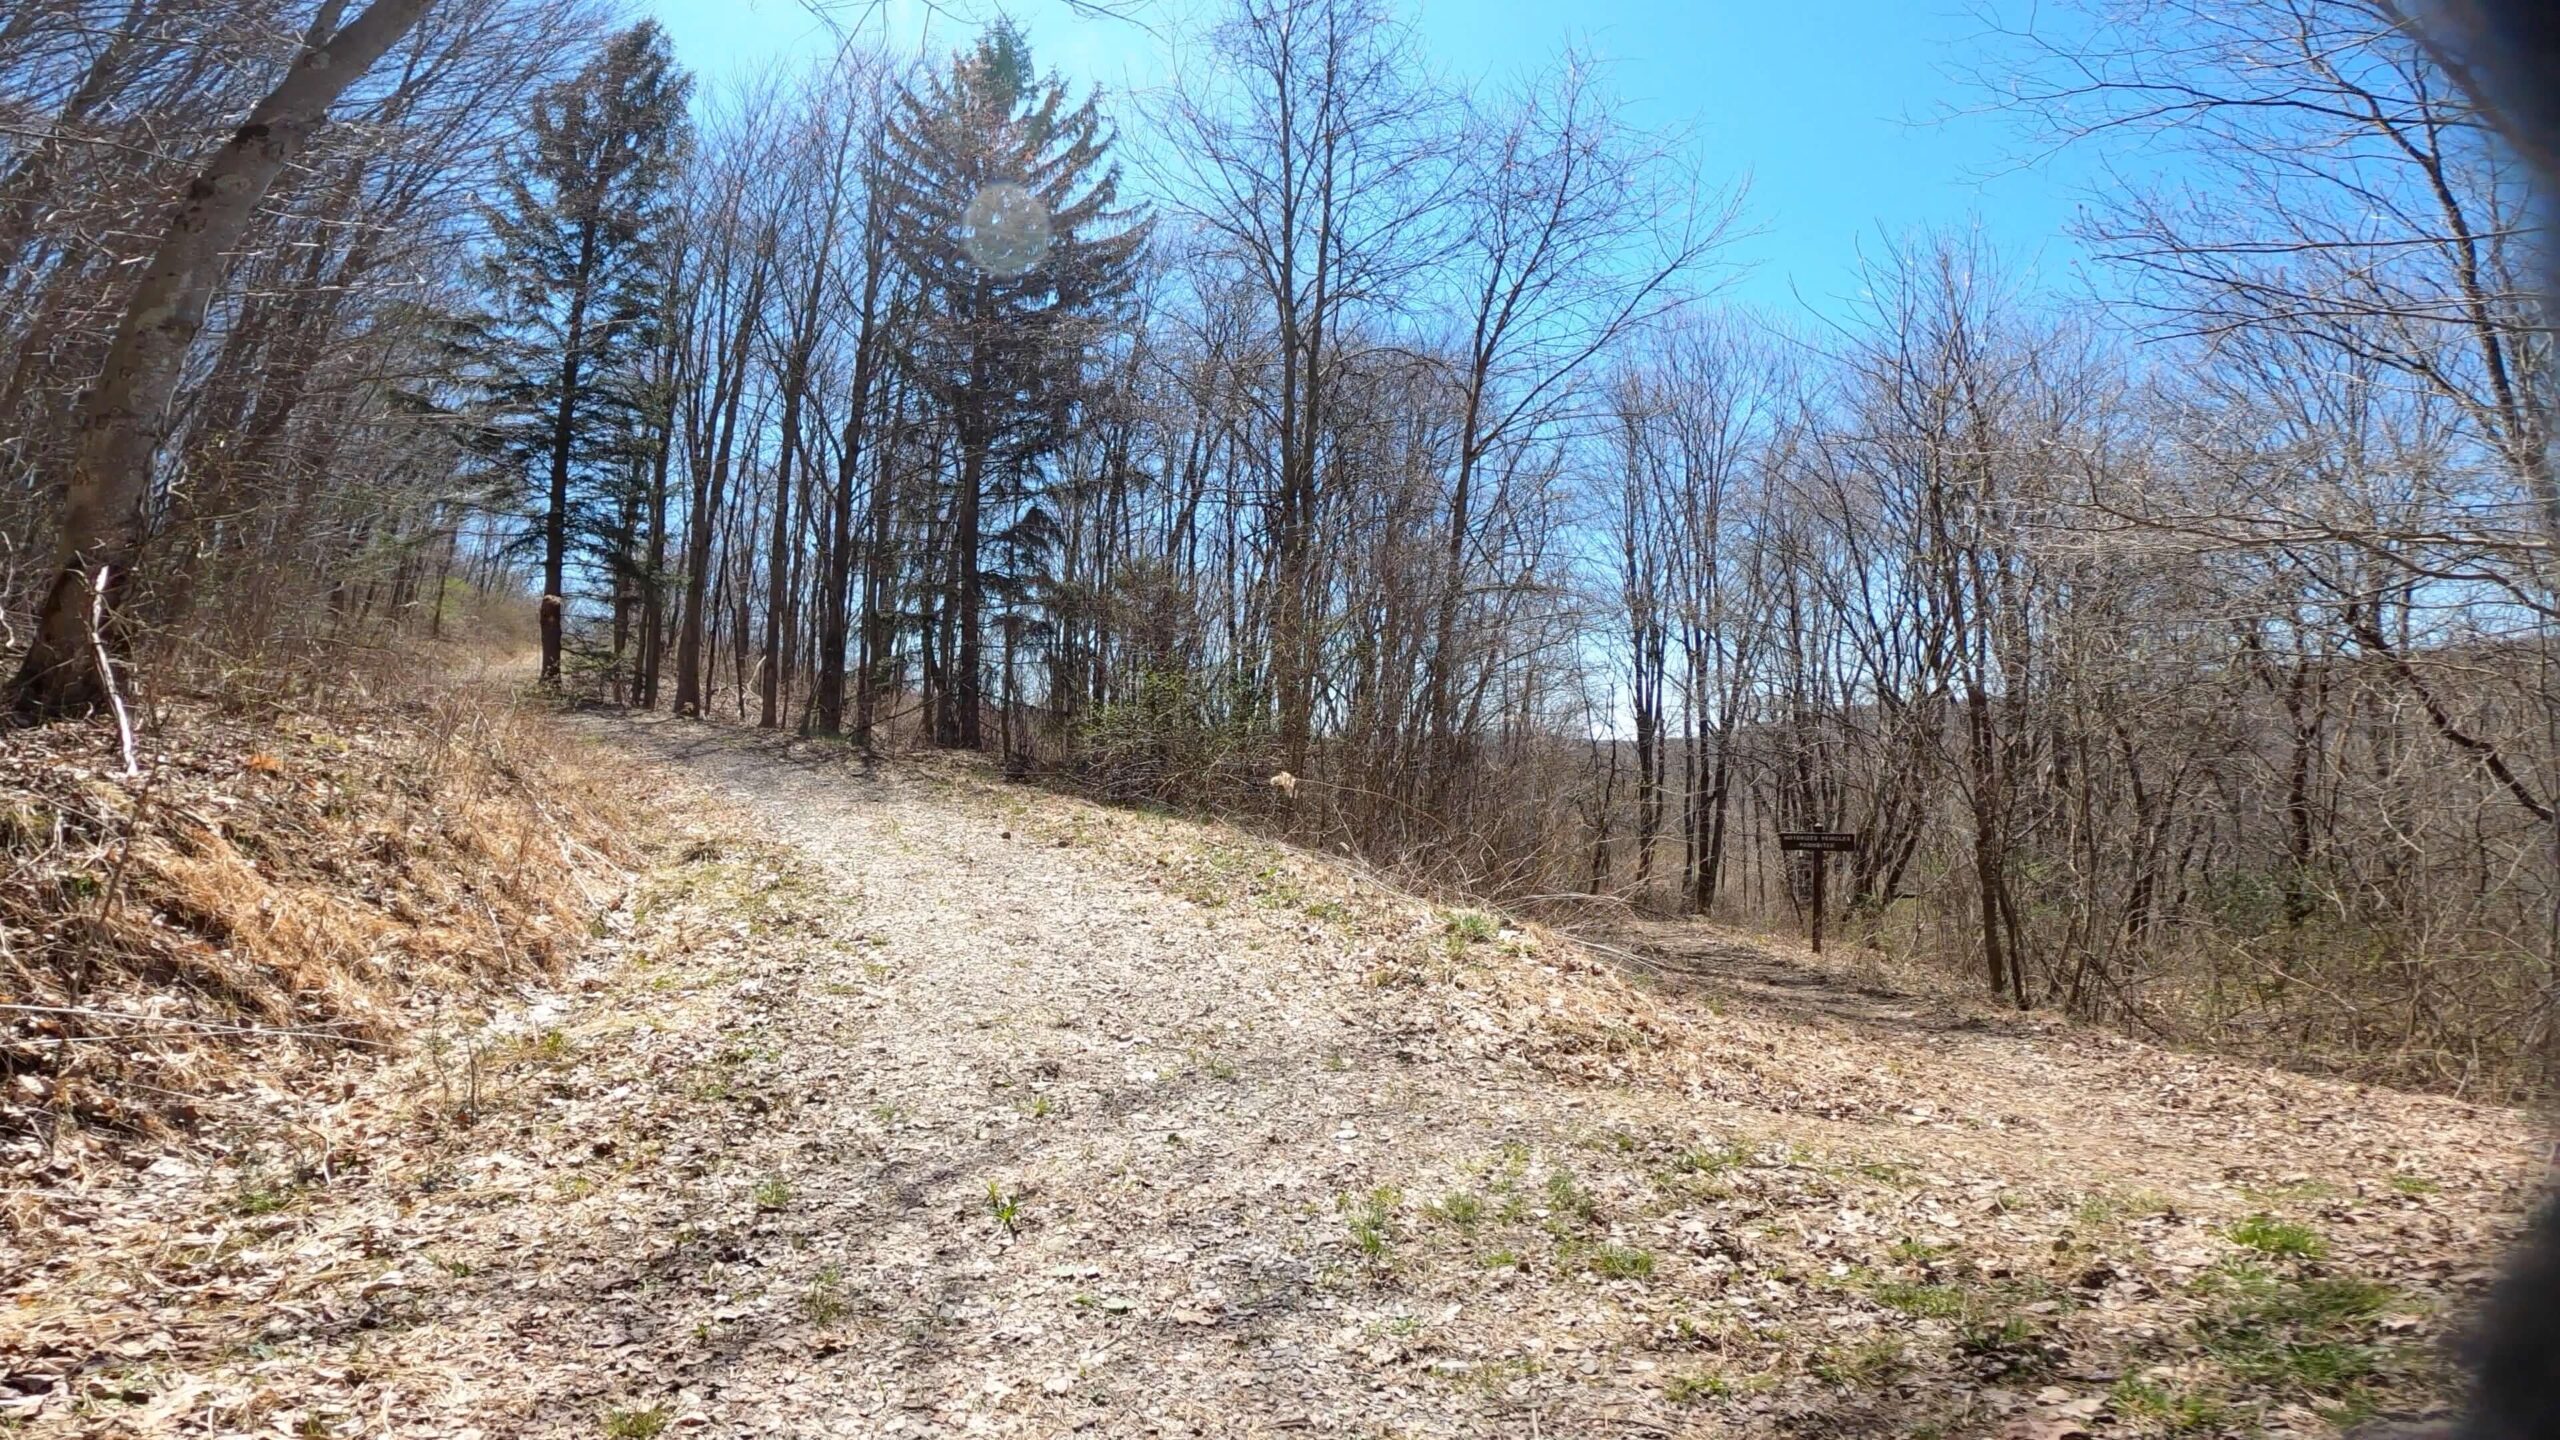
[
  {"x1": 877, "y1": 20, "x2": 1147, "y2": 747},
  {"x1": 475, "y1": 21, "x2": 689, "y2": 685}
]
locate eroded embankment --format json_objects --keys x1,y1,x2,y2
[{"x1": 2, "y1": 675, "x2": 638, "y2": 1207}]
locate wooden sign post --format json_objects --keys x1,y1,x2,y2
[{"x1": 1776, "y1": 830, "x2": 1860, "y2": 955}]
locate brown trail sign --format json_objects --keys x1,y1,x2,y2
[{"x1": 1776, "y1": 831, "x2": 1861, "y2": 954}]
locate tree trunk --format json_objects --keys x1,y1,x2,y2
[
  {"x1": 539, "y1": 225, "x2": 597, "y2": 687},
  {"x1": 944, "y1": 430, "x2": 987, "y2": 749},
  {"x1": 854, "y1": 374, "x2": 907, "y2": 748},
  {"x1": 672, "y1": 257, "x2": 765, "y2": 716},
  {"x1": 757, "y1": 403, "x2": 799, "y2": 727},
  {"x1": 637, "y1": 392, "x2": 674, "y2": 707},
  {"x1": 815, "y1": 223, "x2": 885, "y2": 738}
]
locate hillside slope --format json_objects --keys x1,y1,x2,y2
[{"x1": 3, "y1": 711, "x2": 2539, "y2": 1438}]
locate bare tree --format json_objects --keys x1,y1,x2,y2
[
  {"x1": 1416, "y1": 56, "x2": 1734, "y2": 806},
  {"x1": 1145, "y1": 0, "x2": 1445, "y2": 773},
  {"x1": 8, "y1": 0, "x2": 438, "y2": 718}
]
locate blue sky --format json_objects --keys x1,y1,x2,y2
[{"x1": 645, "y1": 0, "x2": 2111, "y2": 320}]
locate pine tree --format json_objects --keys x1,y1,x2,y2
[
  {"x1": 877, "y1": 20, "x2": 1147, "y2": 747},
  {"x1": 474, "y1": 21, "x2": 689, "y2": 686}
]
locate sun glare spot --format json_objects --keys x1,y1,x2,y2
[{"x1": 961, "y1": 182, "x2": 1052, "y2": 277}]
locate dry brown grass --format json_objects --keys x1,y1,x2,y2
[{"x1": 0, "y1": 651, "x2": 643, "y2": 1201}]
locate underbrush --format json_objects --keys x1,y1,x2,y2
[
  {"x1": 1, "y1": 658, "x2": 640, "y2": 1204},
  {"x1": 1050, "y1": 684, "x2": 2551, "y2": 1105},
  {"x1": 1837, "y1": 890, "x2": 2552, "y2": 1101}
]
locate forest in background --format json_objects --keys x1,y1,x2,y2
[{"x1": 1, "y1": 0, "x2": 2552, "y2": 1097}]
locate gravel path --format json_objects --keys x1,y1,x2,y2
[
  {"x1": 549, "y1": 714, "x2": 1636, "y2": 1437},
  {"x1": 10, "y1": 710, "x2": 2539, "y2": 1439}
]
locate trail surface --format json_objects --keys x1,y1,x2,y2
[{"x1": 6, "y1": 713, "x2": 2539, "y2": 1438}]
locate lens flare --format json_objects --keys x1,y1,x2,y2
[{"x1": 961, "y1": 183, "x2": 1053, "y2": 278}]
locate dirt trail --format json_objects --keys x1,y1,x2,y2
[{"x1": 6, "y1": 712, "x2": 2541, "y2": 1439}]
